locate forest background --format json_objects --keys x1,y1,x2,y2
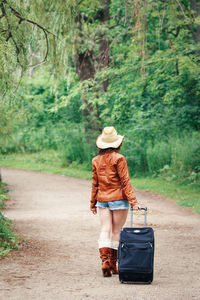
[{"x1": 0, "y1": 0, "x2": 200, "y2": 217}]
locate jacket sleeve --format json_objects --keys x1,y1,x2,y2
[
  {"x1": 90, "y1": 160, "x2": 98, "y2": 209},
  {"x1": 116, "y1": 156, "x2": 138, "y2": 207}
]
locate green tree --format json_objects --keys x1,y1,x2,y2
[{"x1": 0, "y1": 0, "x2": 200, "y2": 145}]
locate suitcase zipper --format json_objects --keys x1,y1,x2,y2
[
  {"x1": 121, "y1": 241, "x2": 153, "y2": 245},
  {"x1": 120, "y1": 241, "x2": 153, "y2": 249}
]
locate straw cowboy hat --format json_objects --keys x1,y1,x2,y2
[{"x1": 96, "y1": 127, "x2": 124, "y2": 149}]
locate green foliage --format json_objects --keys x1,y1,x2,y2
[
  {"x1": 0, "y1": 182, "x2": 9, "y2": 209},
  {"x1": 146, "y1": 132, "x2": 200, "y2": 184},
  {"x1": 147, "y1": 142, "x2": 172, "y2": 174},
  {"x1": 59, "y1": 126, "x2": 95, "y2": 168},
  {"x1": 0, "y1": 182, "x2": 19, "y2": 257},
  {"x1": 0, "y1": 70, "x2": 82, "y2": 153},
  {"x1": 0, "y1": 212, "x2": 19, "y2": 258},
  {"x1": 169, "y1": 132, "x2": 200, "y2": 183}
]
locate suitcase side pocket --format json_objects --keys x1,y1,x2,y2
[{"x1": 118, "y1": 242, "x2": 153, "y2": 273}]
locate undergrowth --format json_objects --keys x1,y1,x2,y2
[{"x1": 0, "y1": 182, "x2": 19, "y2": 258}]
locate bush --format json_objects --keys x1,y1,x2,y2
[
  {"x1": 146, "y1": 132, "x2": 200, "y2": 183},
  {"x1": 58, "y1": 125, "x2": 95, "y2": 169},
  {"x1": 146, "y1": 141, "x2": 172, "y2": 174},
  {"x1": 170, "y1": 132, "x2": 200, "y2": 182},
  {"x1": 0, "y1": 182, "x2": 19, "y2": 257},
  {"x1": 0, "y1": 212, "x2": 19, "y2": 257},
  {"x1": 120, "y1": 128, "x2": 200, "y2": 184}
]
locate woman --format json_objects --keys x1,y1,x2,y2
[{"x1": 90, "y1": 126, "x2": 140, "y2": 277}]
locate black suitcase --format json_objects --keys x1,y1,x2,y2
[{"x1": 118, "y1": 207, "x2": 154, "y2": 284}]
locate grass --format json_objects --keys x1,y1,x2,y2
[
  {"x1": 131, "y1": 177, "x2": 200, "y2": 213},
  {"x1": 0, "y1": 151, "x2": 199, "y2": 214},
  {"x1": 0, "y1": 151, "x2": 91, "y2": 179}
]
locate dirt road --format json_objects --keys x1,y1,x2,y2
[{"x1": 0, "y1": 168, "x2": 200, "y2": 300}]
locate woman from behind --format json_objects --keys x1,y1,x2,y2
[{"x1": 90, "y1": 127, "x2": 140, "y2": 277}]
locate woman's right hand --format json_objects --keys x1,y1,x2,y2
[
  {"x1": 91, "y1": 207, "x2": 97, "y2": 215},
  {"x1": 132, "y1": 204, "x2": 141, "y2": 210},
  {"x1": 129, "y1": 198, "x2": 141, "y2": 210}
]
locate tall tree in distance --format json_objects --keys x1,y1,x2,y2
[
  {"x1": 189, "y1": 0, "x2": 200, "y2": 56},
  {"x1": 73, "y1": 0, "x2": 110, "y2": 141}
]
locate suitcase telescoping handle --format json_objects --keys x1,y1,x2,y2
[{"x1": 130, "y1": 206, "x2": 147, "y2": 227}]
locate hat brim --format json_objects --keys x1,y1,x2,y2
[{"x1": 96, "y1": 134, "x2": 124, "y2": 149}]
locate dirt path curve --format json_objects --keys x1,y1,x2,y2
[{"x1": 0, "y1": 168, "x2": 200, "y2": 300}]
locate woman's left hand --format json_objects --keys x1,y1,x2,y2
[{"x1": 91, "y1": 207, "x2": 97, "y2": 215}]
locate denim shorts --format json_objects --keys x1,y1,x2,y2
[{"x1": 95, "y1": 199, "x2": 130, "y2": 210}]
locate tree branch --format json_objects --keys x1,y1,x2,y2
[
  {"x1": 28, "y1": 29, "x2": 49, "y2": 68},
  {"x1": 175, "y1": 0, "x2": 188, "y2": 19},
  {"x1": 1, "y1": 0, "x2": 55, "y2": 68},
  {"x1": 6, "y1": 3, "x2": 55, "y2": 36},
  {"x1": 164, "y1": 26, "x2": 180, "y2": 38}
]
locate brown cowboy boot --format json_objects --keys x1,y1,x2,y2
[
  {"x1": 110, "y1": 248, "x2": 118, "y2": 274},
  {"x1": 99, "y1": 248, "x2": 112, "y2": 277}
]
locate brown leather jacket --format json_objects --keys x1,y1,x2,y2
[{"x1": 90, "y1": 150, "x2": 138, "y2": 209}]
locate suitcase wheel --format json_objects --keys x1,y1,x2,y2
[{"x1": 120, "y1": 280, "x2": 124, "y2": 284}]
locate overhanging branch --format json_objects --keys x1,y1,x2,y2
[{"x1": 1, "y1": 0, "x2": 56, "y2": 68}]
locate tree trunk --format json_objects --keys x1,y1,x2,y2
[
  {"x1": 74, "y1": 50, "x2": 101, "y2": 142},
  {"x1": 98, "y1": 0, "x2": 110, "y2": 92},
  {"x1": 74, "y1": 0, "x2": 110, "y2": 143},
  {"x1": 189, "y1": 0, "x2": 200, "y2": 55}
]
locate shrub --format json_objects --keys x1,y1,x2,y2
[
  {"x1": 0, "y1": 183, "x2": 19, "y2": 257},
  {"x1": 170, "y1": 132, "x2": 200, "y2": 182},
  {"x1": 146, "y1": 141, "x2": 172, "y2": 174}
]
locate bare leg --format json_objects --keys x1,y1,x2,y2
[
  {"x1": 98, "y1": 207, "x2": 113, "y2": 277},
  {"x1": 111, "y1": 209, "x2": 128, "y2": 242},
  {"x1": 98, "y1": 207, "x2": 112, "y2": 241},
  {"x1": 109, "y1": 209, "x2": 128, "y2": 274}
]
